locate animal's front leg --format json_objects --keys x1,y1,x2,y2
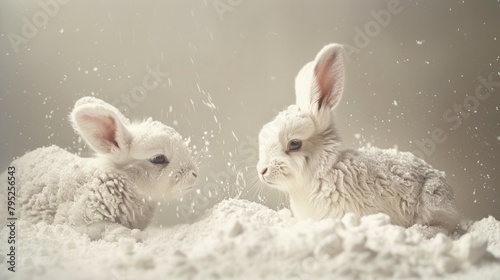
[{"x1": 77, "y1": 221, "x2": 147, "y2": 242}]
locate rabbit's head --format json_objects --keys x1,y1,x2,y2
[
  {"x1": 257, "y1": 44, "x2": 345, "y2": 192},
  {"x1": 71, "y1": 97, "x2": 198, "y2": 200}
]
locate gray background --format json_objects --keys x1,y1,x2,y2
[{"x1": 1, "y1": 0, "x2": 499, "y2": 225}]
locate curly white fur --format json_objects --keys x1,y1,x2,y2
[
  {"x1": 257, "y1": 44, "x2": 459, "y2": 234},
  {"x1": 1, "y1": 97, "x2": 198, "y2": 240}
]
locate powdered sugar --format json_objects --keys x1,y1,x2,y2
[{"x1": 1, "y1": 199, "x2": 499, "y2": 279}]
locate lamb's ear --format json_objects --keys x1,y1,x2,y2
[
  {"x1": 70, "y1": 97, "x2": 132, "y2": 155},
  {"x1": 296, "y1": 44, "x2": 345, "y2": 112}
]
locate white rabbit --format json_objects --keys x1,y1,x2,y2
[
  {"x1": 257, "y1": 44, "x2": 459, "y2": 235},
  {"x1": 1, "y1": 97, "x2": 198, "y2": 240}
]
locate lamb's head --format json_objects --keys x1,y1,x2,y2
[{"x1": 71, "y1": 96, "x2": 198, "y2": 200}]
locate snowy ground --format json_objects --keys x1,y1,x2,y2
[{"x1": 1, "y1": 199, "x2": 499, "y2": 280}]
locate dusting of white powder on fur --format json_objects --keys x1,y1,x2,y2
[{"x1": 0, "y1": 199, "x2": 499, "y2": 279}]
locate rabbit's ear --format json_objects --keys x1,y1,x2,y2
[
  {"x1": 295, "y1": 44, "x2": 345, "y2": 112},
  {"x1": 70, "y1": 98, "x2": 132, "y2": 155},
  {"x1": 295, "y1": 61, "x2": 315, "y2": 110}
]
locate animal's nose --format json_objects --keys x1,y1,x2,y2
[{"x1": 261, "y1": 167, "x2": 268, "y2": 176}]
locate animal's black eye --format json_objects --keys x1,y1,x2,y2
[
  {"x1": 287, "y1": 140, "x2": 302, "y2": 152},
  {"x1": 149, "y1": 154, "x2": 169, "y2": 165}
]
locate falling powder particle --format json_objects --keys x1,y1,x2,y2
[{"x1": 231, "y1": 131, "x2": 239, "y2": 142}]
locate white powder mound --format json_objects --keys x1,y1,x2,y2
[{"x1": 1, "y1": 199, "x2": 499, "y2": 280}]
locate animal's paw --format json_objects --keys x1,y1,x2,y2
[
  {"x1": 104, "y1": 226, "x2": 148, "y2": 242},
  {"x1": 277, "y1": 208, "x2": 293, "y2": 222},
  {"x1": 103, "y1": 225, "x2": 132, "y2": 242},
  {"x1": 131, "y1": 228, "x2": 148, "y2": 242}
]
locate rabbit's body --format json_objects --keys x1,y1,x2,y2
[
  {"x1": 1, "y1": 97, "x2": 198, "y2": 240},
  {"x1": 8, "y1": 145, "x2": 155, "y2": 231},
  {"x1": 291, "y1": 146, "x2": 457, "y2": 230},
  {"x1": 257, "y1": 44, "x2": 459, "y2": 234}
]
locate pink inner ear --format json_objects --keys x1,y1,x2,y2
[
  {"x1": 82, "y1": 114, "x2": 119, "y2": 149},
  {"x1": 315, "y1": 53, "x2": 337, "y2": 110}
]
